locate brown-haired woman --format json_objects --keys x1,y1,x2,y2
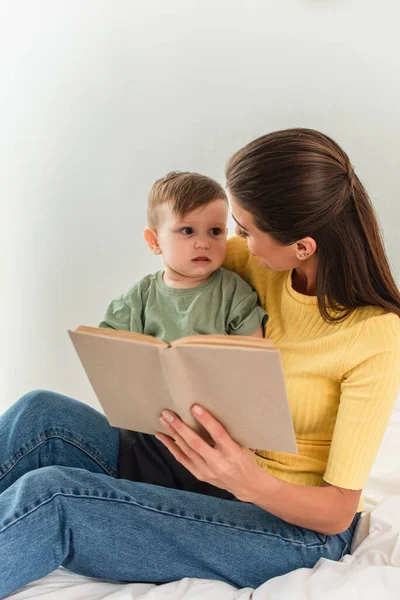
[
  {"x1": 1, "y1": 129, "x2": 399, "y2": 596},
  {"x1": 222, "y1": 127, "x2": 400, "y2": 530}
]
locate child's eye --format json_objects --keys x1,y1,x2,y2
[
  {"x1": 235, "y1": 226, "x2": 248, "y2": 239},
  {"x1": 181, "y1": 227, "x2": 194, "y2": 235},
  {"x1": 210, "y1": 228, "x2": 223, "y2": 236}
]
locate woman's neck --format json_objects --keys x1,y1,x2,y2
[{"x1": 292, "y1": 256, "x2": 318, "y2": 296}]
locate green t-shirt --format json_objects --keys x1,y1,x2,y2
[{"x1": 99, "y1": 267, "x2": 267, "y2": 343}]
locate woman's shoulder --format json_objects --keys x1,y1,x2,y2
[
  {"x1": 344, "y1": 310, "x2": 400, "y2": 369},
  {"x1": 352, "y1": 309, "x2": 400, "y2": 337},
  {"x1": 223, "y1": 237, "x2": 250, "y2": 276}
]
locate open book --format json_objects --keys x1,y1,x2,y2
[{"x1": 68, "y1": 326, "x2": 297, "y2": 453}]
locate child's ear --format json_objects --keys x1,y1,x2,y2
[{"x1": 144, "y1": 228, "x2": 162, "y2": 255}]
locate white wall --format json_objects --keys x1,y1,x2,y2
[{"x1": 1, "y1": 0, "x2": 399, "y2": 412}]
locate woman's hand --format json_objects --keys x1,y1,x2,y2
[{"x1": 156, "y1": 404, "x2": 260, "y2": 501}]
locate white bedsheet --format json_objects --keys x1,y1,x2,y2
[{"x1": 9, "y1": 398, "x2": 400, "y2": 599}]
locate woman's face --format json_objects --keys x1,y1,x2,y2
[{"x1": 229, "y1": 194, "x2": 300, "y2": 271}]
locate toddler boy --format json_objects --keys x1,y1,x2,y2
[
  {"x1": 99, "y1": 171, "x2": 267, "y2": 493},
  {"x1": 99, "y1": 171, "x2": 266, "y2": 340}
]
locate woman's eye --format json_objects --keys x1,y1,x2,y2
[
  {"x1": 181, "y1": 227, "x2": 194, "y2": 235},
  {"x1": 236, "y1": 226, "x2": 248, "y2": 239},
  {"x1": 210, "y1": 228, "x2": 222, "y2": 236}
]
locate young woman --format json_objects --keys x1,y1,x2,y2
[{"x1": 1, "y1": 129, "x2": 399, "y2": 598}]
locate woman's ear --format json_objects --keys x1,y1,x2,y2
[
  {"x1": 144, "y1": 228, "x2": 162, "y2": 255},
  {"x1": 295, "y1": 236, "x2": 317, "y2": 260}
]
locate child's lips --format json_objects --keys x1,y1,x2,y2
[{"x1": 192, "y1": 256, "x2": 211, "y2": 263}]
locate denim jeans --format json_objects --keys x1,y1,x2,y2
[{"x1": 0, "y1": 390, "x2": 360, "y2": 598}]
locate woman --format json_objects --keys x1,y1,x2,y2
[{"x1": 1, "y1": 128, "x2": 400, "y2": 597}]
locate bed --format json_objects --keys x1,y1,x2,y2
[{"x1": 9, "y1": 396, "x2": 400, "y2": 599}]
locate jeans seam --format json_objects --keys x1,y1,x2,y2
[
  {"x1": 339, "y1": 543, "x2": 349, "y2": 559},
  {"x1": 0, "y1": 433, "x2": 117, "y2": 479},
  {"x1": 0, "y1": 490, "x2": 329, "y2": 548}
]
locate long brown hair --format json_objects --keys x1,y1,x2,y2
[{"x1": 226, "y1": 128, "x2": 400, "y2": 321}]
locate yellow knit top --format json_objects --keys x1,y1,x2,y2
[{"x1": 224, "y1": 237, "x2": 400, "y2": 512}]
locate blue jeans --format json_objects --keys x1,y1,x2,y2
[{"x1": 0, "y1": 390, "x2": 360, "y2": 598}]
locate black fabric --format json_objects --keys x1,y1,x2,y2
[{"x1": 118, "y1": 428, "x2": 236, "y2": 500}]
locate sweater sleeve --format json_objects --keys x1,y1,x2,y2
[{"x1": 323, "y1": 313, "x2": 400, "y2": 490}]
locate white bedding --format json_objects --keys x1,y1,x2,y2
[{"x1": 9, "y1": 399, "x2": 400, "y2": 599}]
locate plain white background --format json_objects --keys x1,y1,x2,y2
[{"x1": 1, "y1": 0, "x2": 399, "y2": 412}]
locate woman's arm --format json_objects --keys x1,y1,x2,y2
[
  {"x1": 156, "y1": 405, "x2": 361, "y2": 536},
  {"x1": 236, "y1": 469, "x2": 361, "y2": 535},
  {"x1": 157, "y1": 315, "x2": 400, "y2": 535},
  {"x1": 243, "y1": 315, "x2": 400, "y2": 533}
]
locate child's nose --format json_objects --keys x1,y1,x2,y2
[{"x1": 194, "y1": 236, "x2": 210, "y2": 249}]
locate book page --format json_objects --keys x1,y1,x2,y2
[
  {"x1": 159, "y1": 346, "x2": 215, "y2": 445},
  {"x1": 69, "y1": 329, "x2": 172, "y2": 433},
  {"x1": 164, "y1": 344, "x2": 297, "y2": 452}
]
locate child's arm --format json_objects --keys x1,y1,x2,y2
[{"x1": 248, "y1": 325, "x2": 264, "y2": 338}]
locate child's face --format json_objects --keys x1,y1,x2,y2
[{"x1": 154, "y1": 199, "x2": 228, "y2": 280}]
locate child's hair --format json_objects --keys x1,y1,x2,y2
[{"x1": 147, "y1": 171, "x2": 227, "y2": 228}]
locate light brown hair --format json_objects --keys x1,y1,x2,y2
[
  {"x1": 226, "y1": 128, "x2": 400, "y2": 321},
  {"x1": 147, "y1": 171, "x2": 227, "y2": 228}
]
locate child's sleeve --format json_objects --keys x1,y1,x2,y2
[
  {"x1": 225, "y1": 272, "x2": 268, "y2": 336},
  {"x1": 99, "y1": 285, "x2": 143, "y2": 333}
]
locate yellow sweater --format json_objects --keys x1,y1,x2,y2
[{"x1": 224, "y1": 237, "x2": 400, "y2": 512}]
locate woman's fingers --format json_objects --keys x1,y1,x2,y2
[
  {"x1": 158, "y1": 411, "x2": 212, "y2": 465},
  {"x1": 159, "y1": 416, "x2": 201, "y2": 460},
  {"x1": 189, "y1": 405, "x2": 239, "y2": 452}
]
